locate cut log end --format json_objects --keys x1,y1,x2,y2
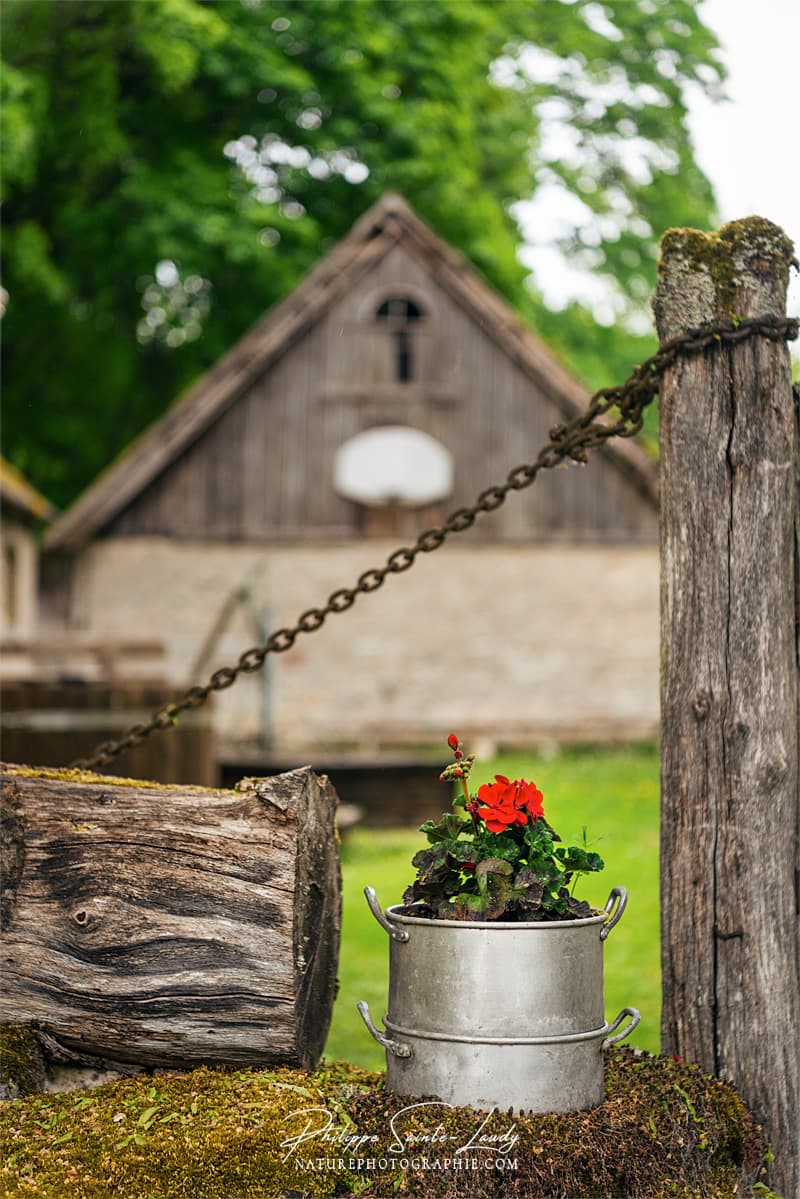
[{"x1": 237, "y1": 769, "x2": 342, "y2": 1069}]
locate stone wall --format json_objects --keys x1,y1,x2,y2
[{"x1": 70, "y1": 537, "x2": 659, "y2": 750}]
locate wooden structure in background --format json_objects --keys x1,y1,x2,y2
[
  {"x1": 38, "y1": 193, "x2": 662, "y2": 755},
  {"x1": 0, "y1": 764, "x2": 341, "y2": 1071},
  {"x1": 1, "y1": 680, "x2": 216, "y2": 788},
  {"x1": 44, "y1": 194, "x2": 658, "y2": 552},
  {"x1": 0, "y1": 456, "x2": 54, "y2": 639},
  {"x1": 657, "y1": 218, "x2": 799, "y2": 1197},
  {"x1": 0, "y1": 637, "x2": 164, "y2": 682}
]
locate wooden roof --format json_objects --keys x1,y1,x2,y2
[
  {"x1": 1, "y1": 456, "x2": 56, "y2": 523},
  {"x1": 45, "y1": 193, "x2": 658, "y2": 552}
]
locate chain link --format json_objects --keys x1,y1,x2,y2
[{"x1": 70, "y1": 314, "x2": 798, "y2": 771}]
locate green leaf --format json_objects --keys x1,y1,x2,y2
[
  {"x1": 556, "y1": 845, "x2": 604, "y2": 874},
  {"x1": 475, "y1": 858, "x2": 512, "y2": 893},
  {"x1": 446, "y1": 841, "x2": 480, "y2": 864},
  {"x1": 524, "y1": 821, "x2": 555, "y2": 857},
  {"x1": 138, "y1": 1106, "x2": 159, "y2": 1127},
  {"x1": 514, "y1": 868, "x2": 544, "y2": 911},
  {"x1": 473, "y1": 829, "x2": 521, "y2": 863},
  {"x1": 452, "y1": 858, "x2": 515, "y2": 919},
  {"x1": 454, "y1": 879, "x2": 510, "y2": 921},
  {"x1": 540, "y1": 886, "x2": 571, "y2": 916},
  {"x1": 419, "y1": 812, "x2": 471, "y2": 843},
  {"x1": 411, "y1": 843, "x2": 447, "y2": 871},
  {"x1": 525, "y1": 852, "x2": 562, "y2": 884}
]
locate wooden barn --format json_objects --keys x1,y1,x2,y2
[{"x1": 42, "y1": 194, "x2": 659, "y2": 762}]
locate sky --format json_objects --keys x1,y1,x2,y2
[
  {"x1": 689, "y1": 0, "x2": 800, "y2": 318},
  {"x1": 518, "y1": 0, "x2": 800, "y2": 329}
]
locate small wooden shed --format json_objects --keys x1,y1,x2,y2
[{"x1": 42, "y1": 194, "x2": 660, "y2": 754}]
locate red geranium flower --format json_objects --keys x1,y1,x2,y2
[
  {"x1": 476, "y1": 775, "x2": 544, "y2": 833},
  {"x1": 517, "y1": 779, "x2": 544, "y2": 821}
]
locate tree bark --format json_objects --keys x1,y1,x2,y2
[
  {"x1": 0, "y1": 763, "x2": 341, "y2": 1071},
  {"x1": 655, "y1": 218, "x2": 799, "y2": 1197}
]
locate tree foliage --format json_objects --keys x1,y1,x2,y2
[{"x1": 0, "y1": 0, "x2": 723, "y2": 507}]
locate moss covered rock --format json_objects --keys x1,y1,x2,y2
[
  {"x1": 0, "y1": 1049, "x2": 772, "y2": 1198},
  {"x1": 0, "y1": 1026, "x2": 46, "y2": 1100}
]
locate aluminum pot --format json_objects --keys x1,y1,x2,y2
[
  {"x1": 367, "y1": 885, "x2": 627, "y2": 1037},
  {"x1": 358, "y1": 885, "x2": 640, "y2": 1113},
  {"x1": 359, "y1": 1002, "x2": 640, "y2": 1112}
]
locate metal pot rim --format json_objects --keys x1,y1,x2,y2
[
  {"x1": 359, "y1": 1004, "x2": 642, "y2": 1054},
  {"x1": 384, "y1": 903, "x2": 608, "y2": 930},
  {"x1": 383, "y1": 1014, "x2": 611, "y2": 1045}
]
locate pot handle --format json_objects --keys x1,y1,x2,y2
[
  {"x1": 600, "y1": 886, "x2": 628, "y2": 940},
  {"x1": 357, "y1": 1001, "x2": 412, "y2": 1058},
  {"x1": 364, "y1": 886, "x2": 410, "y2": 942},
  {"x1": 602, "y1": 1007, "x2": 641, "y2": 1049}
]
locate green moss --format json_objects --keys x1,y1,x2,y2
[
  {"x1": 2, "y1": 763, "x2": 308, "y2": 794},
  {"x1": 1, "y1": 763, "x2": 221, "y2": 793},
  {"x1": 0, "y1": 1026, "x2": 46, "y2": 1100},
  {"x1": 0, "y1": 1050, "x2": 771, "y2": 1198},
  {"x1": 659, "y1": 217, "x2": 795, "y2": 318}
]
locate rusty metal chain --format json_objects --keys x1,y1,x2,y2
[{"x1": 71, "y1": 313, "x2": 798, "y2": 771}]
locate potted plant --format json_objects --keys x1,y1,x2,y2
[{"x1": 358, "y1": 735, "x2": 639, "y2": 1112}]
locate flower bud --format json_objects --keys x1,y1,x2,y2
[
  {"x1": 447, "y1": 733, "x2": 459, "y2": 750},
  {"x1": 454, "y1": 750, "x2": 463, "y2": 760},
  {"x1": 454, "y1": 768, "x2": 463, "y2": 777}
]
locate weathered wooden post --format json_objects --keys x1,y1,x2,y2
[{"x1": 656, "y1": 218, "x2": 799, "y2": 1196}]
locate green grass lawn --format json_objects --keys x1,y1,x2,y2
[{"x1": 324, "y1": 743, "x2": 661, "y2": 1069}]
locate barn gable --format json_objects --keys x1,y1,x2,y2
[{"x1": 46, "y1": 194, "x2": 658, "y2": 550}]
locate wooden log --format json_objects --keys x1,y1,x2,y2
[
  {"x1": 0, "y1": 763, "x2": 341, "y2": 1071},
  {"x1": 655, "y1": 218, "x2": 799, "y2": 1198}
]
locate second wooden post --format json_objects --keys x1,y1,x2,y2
[{"x1": 655, "y1": 218, "x2": 799, "y2": 1197}]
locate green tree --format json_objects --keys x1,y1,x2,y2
[{"x1": 1, "y1": 0, "x2": 722, "y2": 507}]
